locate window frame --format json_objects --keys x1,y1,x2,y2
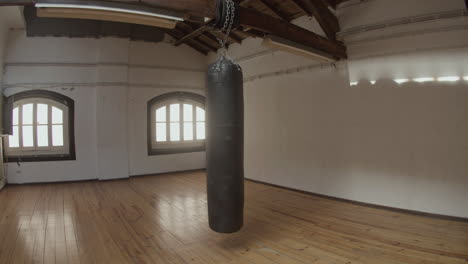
[
  {"x1": 147, "y1": 92, "x2": 205, "y2": 156},
  {"x1": 3, "y1": 90, "x2": 76, "y2": 163}
]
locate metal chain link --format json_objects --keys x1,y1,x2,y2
[
  {"x1": 213, "y1": 0, "x2": 235, "y2": 56},
  {"x1": 210, "y1": 0, "x2": 241, "y2": 72}
]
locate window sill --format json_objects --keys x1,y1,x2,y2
[
  {"x1": 148, "y1": 146, "x2": 205, "y2": 156},
  {"x1": 4, "y1": 154, "x2": 76, "y2": 163}
]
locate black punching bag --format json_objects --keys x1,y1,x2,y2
[{"x1": 206, "y1": 57, "x2": 244, "y2": 233}]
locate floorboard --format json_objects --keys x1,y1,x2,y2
[{"x1": 0, "y1": 171, "x2": 467, "y2": 264}]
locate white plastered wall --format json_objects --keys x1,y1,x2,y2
[
  {"x1": 210, "y1": 0, "x2": 468, "y2": 218},
  {"x1": 0, "y1": 6, "x2": 24, "y2": 189},
  {"x1": 2, "y1": 30, "x2": 206, "y2": 183},
  {"x1": 3, "y1": 33, "x2": 101, "y2": 183},
  {"x1": 0, "y1": 13, "x2": 8, "y2": 190},
  {"x1": 127, "y1": 41, "x2": 206, "y2": 176}
]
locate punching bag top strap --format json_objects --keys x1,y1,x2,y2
[
  {"x1": 212, "y1": 0, "x2": 240, "y2": 31},
  {"x1": 212, "y1": 0, "x2": 227, "y2": 29},
  {"x1": 209, "y1": 56, "x2": 242, "y2": 73},
  {"x1": 210, "y1": 0, "x2": 241, "y2": 71}
]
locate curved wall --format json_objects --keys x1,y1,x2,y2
[
  {"x1": 3, "y1": 31, "x2": 207, "y2": 183},
  {"x1": 210, "y1": 0, "x2": 468, "y2": 218}
]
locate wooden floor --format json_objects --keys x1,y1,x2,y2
[{"x1": 0, "y1": 171, "x2": 467, "y2": 264}]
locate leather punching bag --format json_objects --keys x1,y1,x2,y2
[{"x1": 206, "y1": 57, "x2": 244, "y2": 233}]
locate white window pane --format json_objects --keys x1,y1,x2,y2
[
  {"x1": 196, "y1": 107, "x2": 205, "y2": 122},
  {"x1": 156, "y1": 123, "x2": 166, "y2": 142},
  {"x1": 196, "y1": 122, "x2": 205, "y2": 140},
  {"x1": 52, "y1": 106, "x2": 63, "y2": 124},
  {"x1": 156, "y1": 106, "x2": 166, "y2": 122},
  {"x1": 22, "y1": 104, "x2": 33, "y2": 125},
  {"x1": 170, "y1": 123, "x2": 180, "y2": 141},
  {"x1": 37, "y1": 104, "x2": 48, "y2": 125},
  {"x1": 23, "y1": 125, "x2": 34, "y2": 147},
  {"x1": 13, "y1": 107, "x2": 19, "y2": 126},
  {"x1": 37, "y1": 125, "x2": 49, "y2": 147},
  {"x1": 9, "y1": 126, "x2": 19, "y2": 148},
  {"x1": 183, "y1": 104, "x2": 193, "y2": 122},
  {"x1": 170, "y1": 104, "x2": 180, "y2": 122},
  {"x1": 52, "y1": 125, "x2": 64, "y2": 146},
  {"x1": 184, "y1": 122, "x2": 193, "y2": 141}
]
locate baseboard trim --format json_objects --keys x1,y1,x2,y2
[
  {"x1": 98, "y1": 177, "x2": 130, "y2": 182},
  {"x1": 129, "y1": 168, "x2": 206, "y2": 178},
  {"x1": 7, "y1": 178, "x2": 97, "y2": 186},
  {"x1": 245, "y1": 178, "x2": 468, "y2": 223},
  {"x1": 5, "y1": 169, "x2": 207, "y2": 186},
  {"x1": 7, "y1": 177, "x2": 132, "y2": 185}
]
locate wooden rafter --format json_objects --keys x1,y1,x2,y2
[
  {"x1": 0, "y1": 0, "x2": 218, "y2": 17},
  {"x1": 169, "y1": 26, "x2": 222, "y2": 54},
  {"x1": 165, "y1": 29, "x2": 209, "y2": 55},
  {"x1": 302, "y1": 0, "x2": 340, "y2": 39},
  {"x1": 240, "y1": 29, "x2": 264, "y2": 38},
  {"x1": 2, "y1": 0, "x2": 348, "y2": 58},
  {"x1": 170, "y1": 0, "x2": 345, "y2": 57},
  {"x1": 289, "y1": 0, "x2": 340, "y2": 39},
  {"x1": 176, "y1": 22, "x2": 220, "y2": 52},
  {"x1": 174, "y1": 22, "x2": 210, "y2": 46},
  {"x1": 258, "y1": 0, "x2": 289, "y2": 21},
  {"x1": 290, "y1": 0, "x2": 310, "y2": 15},
  {"x1": 197, "y1": 32, "x2": 224, "y2": 49},
  {"x1": 327, "y1": 0, "x2": 349, "y2": 9},
  {"x1": 194, "y1": 36, "x2": 219, "y2": 52},
  {"x1": 171, "y1": 0, "x2": 251, "y2": 50},
  {"x1": 229, "y1": 31, "x2": 244, "y2": 43},
  {"x1": 239, "y1": 6, "x2": 346, "y2": 59}
]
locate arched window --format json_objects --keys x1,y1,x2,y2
[
  {"x1": 4, "y1": 90, "x2": 75, "y2": 162},
  {"x1": 148, "y1": 92, "x2": 205, "y2": 155}
]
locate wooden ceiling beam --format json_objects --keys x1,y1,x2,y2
[
  {"x1": 228, "y1": 31, "x2": 244, "y2": 43},
  {"x1": 327, "y1": 0, "x2": 350, "y2": 8},
  {"x1": 141, "y1": 0, "x2": 216, "y2": 18},
  {"x1": 169, "y1": 26, "x2": 221, "y2": 54},
  {"x1": 193, "y1": 36, "x2": 219, "y2": 52},
  {"x1": 258, "y1": 0, "x2": 289, "y2": 21},
  {"x1": 238, "y1": 6, "x2": 346, "y2": 59},
  {"x1": 173, "y1": 0, "x2": 252, "y2": 47},
  {"x1": 302, "y1": 0, "x2": 340, "y2": 39},
  {"x1": 2, "y1": 0, "x2": 346, "y2": 58},
  {"x1": 197, "y1": 32, "x2": 225, "y2": 49},
  {"x1": 200, "y1": 31, "x2": 222, "y2": 45},
  {"x1": 176, "y1": 22, "x2": 220, "y2": 52},
  {"x1": 240, "y1": 29, "x2": 264, "y2": 38},
  {"x1": 289, "y1": 0, "x2": 310, "y2": 15},
  {"x1": 165, "y1": 30, "x2": 209, "y2": 55},
  {"x1": 185, "y1": 40, "x2": 212, "y2": 54},
  {"x1": 174, "y1": 19, "x2": 244, "y2": 48},
  {"x1": 174, "y1": 20, "x2": 212, "y2": 46},
  {"x1": 289, "y1": 0, "x2": 340, "y2": 39},
  {"x1": 173, "y1": 24, "x2": 243, "y2": 48},
  {"x1": 1, "y1": 0, "x2": 217, "y2": 17},
  {"x1": 170, "y1": 0, "x2": 345, "y2": 58},
  {"x1": 174, "y1": 26, "x2": 209, "y2": 46}
]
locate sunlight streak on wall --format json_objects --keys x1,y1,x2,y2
[{"x1": 437, "y1": 76, "x2": 460, "y2": 82}]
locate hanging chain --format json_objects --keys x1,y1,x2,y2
[
  {"x1": 214, "y1": 0, "x2": 235, "y2": 56},
  {"x1": 210, "y1": 0, "x2": 241, "y2": 71}
]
